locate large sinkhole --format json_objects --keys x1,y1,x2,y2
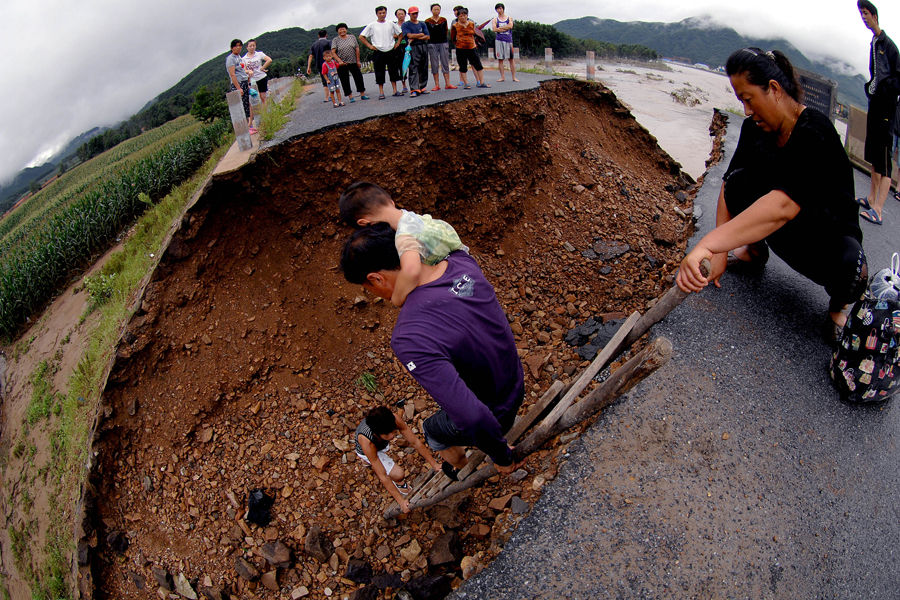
[{"x1": 88, "y1": 79, "x2": 697, "y2": 599}]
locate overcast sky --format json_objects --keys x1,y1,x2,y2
[{"x1": 3, "y1": 0, "x2": 896, "y2": 183}]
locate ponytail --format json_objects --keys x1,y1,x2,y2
[{"x1": 726, "y1": 47, "x2": 803, "y2": 103}]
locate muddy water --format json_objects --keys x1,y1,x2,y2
[{"x1": 557, "y1": 61, "x2": 744, "y2": 179}]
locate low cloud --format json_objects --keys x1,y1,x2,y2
[{"x1": 3, "y1": 0, "x2": 889, "y2": 184}]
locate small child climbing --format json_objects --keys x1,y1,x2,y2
[
  {"x1": 355, "y1": 405, "x2": 442, "y2": 513},
  {"x1": 338, "y1": 181, "x2": 468, "y2": 307}
]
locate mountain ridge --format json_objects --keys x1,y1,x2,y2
[{"x1": 554, "y1": 16, "x2": 868, "y2": 109}]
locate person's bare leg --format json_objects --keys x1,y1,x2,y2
[
  {"x1": 872, "y1": 171, "x2": 891, "y2": 219},
  {"x1": 260, "y1": 92, "x2": 267, "y2": 105},
  {"x1": 433, "y1": 71, "x2": 440, "y2": 88},
  {"x1": 388, "y1": 465, "x2": 406, "y2": 482},
  {"x1": 438, "y1": 446, "x2": 468, "y2": 469},
  {"x1": 460, "y1": 72, "x2": 469, "y2": 87},
  {"x1": 443, "y1": 72, "x2": 452, "y2": 87},
  {"x1": 497, "y1": 59, "x2": 506, "y2": 81},
  {"x1": 510, "y1": 58, "x2": 518, "y2": 81}
]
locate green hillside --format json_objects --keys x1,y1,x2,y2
[{"x1": 555, "y1": 17, "x2": 868, "y2": 109}]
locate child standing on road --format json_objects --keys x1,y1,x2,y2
[
  {"x1": 321, "y1": 49, "x2": 344, "y2": 107},
  {"x1": 338, "y1": 181, "x2": 469, "y2": 307},
  {"x1": 356, "y1": 406, "x2": 442, "y2": 513}
]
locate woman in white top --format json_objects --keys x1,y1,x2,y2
[{"x1": 242, "y1": 39, "x2": 273, "y2": 104}]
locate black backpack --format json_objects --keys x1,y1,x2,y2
[{"x1": 830, "y1": 296, "x2": 900, "y2": 403}]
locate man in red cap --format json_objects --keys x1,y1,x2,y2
[{"x1": 401, "y1": 6, "x2": 432, "y2": 96}]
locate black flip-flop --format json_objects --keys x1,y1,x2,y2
[
  {"x1": 860, "y1": 207, "x2": 883, "y2": 225},
  {"x1": 856, "y1": 196, "x2": 872, "y2": 210}
]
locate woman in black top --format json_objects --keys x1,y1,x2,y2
[{"x1": 677, "y1": 48, "x2": 867, "y2": 332}]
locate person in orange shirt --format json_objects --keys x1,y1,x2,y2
[{"x1": 449, "y1": 8, "x2": 490, "y2": 89}]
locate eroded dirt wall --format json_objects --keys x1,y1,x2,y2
[{"x1": 85, "y1": 80, "x2": 695, "y2": 599}]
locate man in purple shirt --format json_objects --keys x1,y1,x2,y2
[{"x1": 341, "y1": 224, "x2": 524, "y2": 476}]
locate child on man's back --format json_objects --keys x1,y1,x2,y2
[{"x1": 338, "y1": 181, "x2": 469, "y2": 307}]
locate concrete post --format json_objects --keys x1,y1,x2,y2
[
  {"x1": 226, "y1": 90, "x2": 252, "y2": 151},
  {"x1": 488, "y1": 47, "x2": 495, "y2": 60},
  {"x1": 544, "y1": 48, "x2": 553, "y2": 73},
  {"x1": 586, "y1": 51, "x2": 596, "y2": 81},
  {"x1": 513, "y1": 47, "x2": 520, "y2": 60}
]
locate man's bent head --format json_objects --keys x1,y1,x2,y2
[{"x1": 340, "y1": 223, "x2": 401, "y2": 296}]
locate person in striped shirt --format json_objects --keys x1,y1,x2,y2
[{"x1": 355, "y1": 406, "x2": 442, "y2": 513}]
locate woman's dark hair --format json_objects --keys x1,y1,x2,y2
[
  {"x1": 336, "y1": 22, "x2": 348, "y2": 31},
  {"x1": 230, "y1": 39, "x2": 243, "y2": 49},
  {"x1": 340, "y1": 223, "x2": 401, "y2": 284},
  {"x1": 366, "y1": 406, "x2": 398, "y2": 435},
  {"x1": 725, "y1": 48, "x2": 803, "y2": 103}
]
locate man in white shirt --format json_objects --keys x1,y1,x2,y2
[{"x1": 360, "y1": 6, "x2": 403, "y2": 99}]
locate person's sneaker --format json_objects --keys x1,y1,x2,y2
[
  {"x1": 349, "y1": 97, "x2": 355, "y2": 103},
  {"x1": 396, "y1": 482, "x2": 411, "y2": 496},
  {"x1": 361, "y1": 95, "x2": 370, "y2": 100},
  {"x1": 248, "y1": 127, "x2": 258, "y2": 134}
]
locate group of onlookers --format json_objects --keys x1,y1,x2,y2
[
  {"x1": 309, "y1": 3, "x2": 517, "y2": 102},
  {"x1": 225, "y1": 39, "x2": 273, "y2": 134}
]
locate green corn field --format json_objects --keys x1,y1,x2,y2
[{"x1": 0, "y1": 118, "x2": 229, "y2": 339}]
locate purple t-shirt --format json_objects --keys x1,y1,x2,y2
[{"x1": 391, "y1": 251, "x2": 524, "y2": 465}]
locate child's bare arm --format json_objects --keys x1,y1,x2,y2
[
  {"x1": 396, "y1": 413, "x2": 442, "y2": 471},
  {"x1": 391, "y1": 251, "x2": 422, "y2": 307},
  {"x1": 360, "y1": 436, "x2": 409, "y2": 511}
]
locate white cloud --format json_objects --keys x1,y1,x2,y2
[{"x1": 3, "y1": 0, "x2": 894, "y2": 183}]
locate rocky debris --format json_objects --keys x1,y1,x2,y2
[
  {"x1": 651, "y1": 211, "x2": 683, "y2": 245},
  {"x1": 399, "y1": 539, "x2": 422, "y2": 563},
  {"x1": 246, "y1": 488, "x2": 274, "y2": 526},
  {"x1": 488, "y1": 493, "x2": 515, "y2": 511},
  {"x1": 127, "y1": 570, "x2": 145, "y2": 590},
  {"x1": 460, "y1": 555, "x2": 483, "y2": 580},
  {"x1": 106, "y1": 530, "x2": 128, "y2": 554},
  {"x1": 76, "y1": 541, "x2": 90, "y2": 566},
  {"x1": 234, "y1": 557, "x2": 259, "y2": 581},
  {"x1": 261, "y1": 570, "x2": 279, "y2": 591},
  {"x1": 174, "y1": 573, "x2": 198, "y2": 599},
  {"x1": 351, "y1": 586, "x2": 380, "y2": 600},
  {"x1": 592, "y1": 240, "x2": 630, "y2": 261},
  {"x1": 404, "y1": 574, "x2": 453, "y2": 599},
  {"x1": 200, "y1": 586, "x2": 226, "y2": 600},
  {"x1": 304, "y1": 524, "x2": 334, "y2": 563},
  {"x1": 428, "y1": 531, "x2": 463, "y2": 567},
  {"x1": 260, "y1": 540, "x2": 292, "y2": 568},
  {"x1": 345, "y1": 558, "x2": 374, "y2": 584},
  {"x1": 510, "y1": 496, "x2": 530, "y2": 514},
  {"x1": 152, "y1": 566, "x2": 174, "y2": 591},
  {"x1": 509, "y1": 469, "x2": 528, "y2": 482},
  {"x1": 565, "y1": 316, "x2": 626, "y2": 360},
  {"x1": 291, "y1": 586, "x2": 310, "y2": 599}
]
